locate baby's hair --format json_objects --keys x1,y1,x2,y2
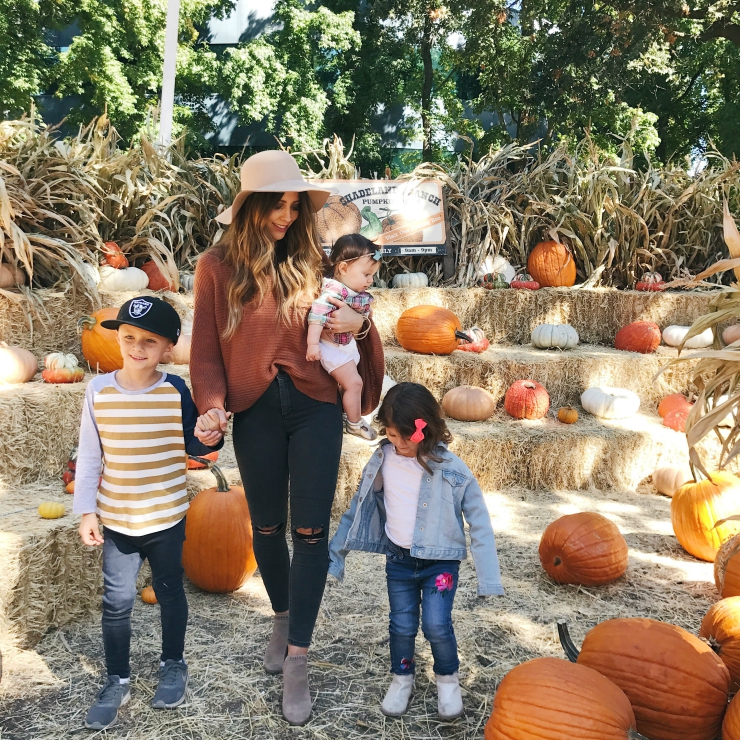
[
  {"x1": 377, "y1": 382, "x2": 452, "y2": 472},
  {"x1": 326, "y1": 233, "x2": 378, "y2": 276}
]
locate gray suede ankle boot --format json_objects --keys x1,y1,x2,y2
[
  {"x1": 263, "y1": 613, "x2": 289, "y2": 674},
  {"x1": 282, "y1": 655, "x2": 312, "y2": 726}
]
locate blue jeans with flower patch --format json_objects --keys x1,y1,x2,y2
[{"x1": 386, "y1": 543, "x2": 460, "y2": 676}]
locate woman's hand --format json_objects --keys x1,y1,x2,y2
[
  {"x1": 196, "y1": 408, "x2": 231, "y2": 446},
  {"x1": 326, "y1": 297, "x2": 364, "y2": 334},
  {"x1": 79, "y1": 513, "x2": 104, "y2": 547}
]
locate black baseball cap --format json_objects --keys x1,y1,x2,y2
[{"x1": 101, "y1": 296, "x2": 181, "y2": 344}]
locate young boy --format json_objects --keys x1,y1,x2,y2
[{"x1": 73, "y1": 296, "x2": 223, "y2": 730}]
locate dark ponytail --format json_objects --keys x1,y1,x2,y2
[{"x1": 377, "y1": 382, "x2": 452, "y2": 473}]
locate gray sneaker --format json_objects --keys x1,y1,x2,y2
[
  {"x1": 151, "y1": 659, "x2": 188, "y2": 709},
  {"x1": 85, "y1": 675, "x2": 131, "y2": 730},
  {"x1": 344, "y1": 417, "x2": 378, "y2": 441}
]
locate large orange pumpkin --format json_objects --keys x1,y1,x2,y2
[
  {"x1": 724, "y1": 692, "x2": 740, "y2": 739},
  {"x1": 614, "y1": 321, "x2": 661, "y2": 354},
  {"x1": 658, "y1": 393, "x2": 691, "y2": 418},
  {"x1": 187, "y1": 451, "x2": 219, "y2": 469},
  {"x1": 716, "y1": 534, "x2": 740, "y2": 598},
  {"x1": 700, "y1": 597, "x2": 740, "y2": 689},
  {"x1": 559, "y1": 618, "x2": 730, "y2": 740},
  {"x1": 484, "y1": 657, "x2": 640, "y2": 740},
  {"x1": 78, "y1": 308, "x2": 124, "y2": 373},
  {"x1": 182, "y1": 463, "x2": 257, "y2": 593},
  {"x1": 539, "y1": 512, "x2": 628, "y2": 586},
  {"x1": 395, "y1": 305, "x2": 470, "y2": 355},
  {"x1": 527, "y1": 240, "x2": 577, "y2": 287},
  {"x1": 671, "y1": 471, "x2": 740, "y2": 561},
  {"x1": 504, "y1": 379, "x2": 549, "y2": 419}
]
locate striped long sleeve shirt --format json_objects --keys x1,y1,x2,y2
[{"x1": 73, "y1": 371, "x2": 220, "y2": 537}]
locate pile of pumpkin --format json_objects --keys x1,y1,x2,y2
[
  {"x1": 93, "y1": 242, "x2": 178, "y2": 293},
  {"x1": 486, "y1": 475, "x2": 740, "y2": 738}
]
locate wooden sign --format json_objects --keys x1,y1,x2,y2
[{"x1": 316, "y1": 179, "x2": 448, "y2": 255}]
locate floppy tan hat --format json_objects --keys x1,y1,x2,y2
[{"x1": 216, "y1": 150, "x2": 334, "y2": 224}]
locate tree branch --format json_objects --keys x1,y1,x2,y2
[{"x1": 699, "y1": 19, "x2": 740, "y2": 45}]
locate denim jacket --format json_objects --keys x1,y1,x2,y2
[{"x1": 328, "y1": 441, "x2": 504, "y2": 596}]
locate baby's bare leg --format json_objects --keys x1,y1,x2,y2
[{"x1": 331, "y1": 362, "x2": 363, "y2": 423}]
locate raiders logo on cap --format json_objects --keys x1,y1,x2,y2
[{"x1": 129, "y1": 298, "x2": 153, "y2": 318}]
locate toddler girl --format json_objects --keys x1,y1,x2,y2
[
  {"x1": 307, "y1": 233, "x2": 380, "y2": 440},
  {"x1": 328, "y1": 382, "x2": 504, "y2": 719}
]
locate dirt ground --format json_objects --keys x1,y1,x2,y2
[{"x1": 0, "y1": 485, "x2": 715, "y2": 740}]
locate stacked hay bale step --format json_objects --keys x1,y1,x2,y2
[{"x1": 0, "y1": 287, "x2": 714, "y2": 358}]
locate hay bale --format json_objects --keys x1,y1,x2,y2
[
  {"x1": 0, "y1": 289, "x2": 193, "y2": 359},
  {"x1": 333, "y1": 413, "x2": 735, "y2": 511},
  {"x1": 385, "y1": 345, "x2": 698, "y2": 410},
  {"x1": 373, "y1": 287, "x2": 717, "y2": 347}
]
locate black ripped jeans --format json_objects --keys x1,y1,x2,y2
[{"x1": 232, "y1": 371, "x2": 343, "y2": 648}]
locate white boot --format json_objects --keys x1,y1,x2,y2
[
  {"x1": 436, "y1": 672, "x2": 463, "y2": 720},
  {"x1": 381, "y1": 674, "x2": 414, "y2": 717}
]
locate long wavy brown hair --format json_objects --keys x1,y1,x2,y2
[{"x1": 217, "y1": 191, "x2": 325, "y2": 339}]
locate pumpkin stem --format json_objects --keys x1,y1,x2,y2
[
  {"x1": 189, "y1": 457, "x2": 230, "y2": 492},
  {"x1": 455, "y1": 330, "x2": 473, "y2": 343},
  {"x1": 629, "y1": 732, "x2": 650, "y2": 740},
  {"x1": 76, "y1": 316, "x2": 96, "y2": 334},
  {"x1": 557, "y1": 620, "x2": 580, "y2": 663}
]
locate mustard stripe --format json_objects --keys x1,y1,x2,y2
[
  {"x1": 104, "y1": 457, "x2": 186, "y2": 472},
  {"x1": 98, "y1": 496, "x2": 190, "y2": 517},
  {"x1": 96, "y1": 416, "x2": 184, "y2": 426},
  {"x1": 100, "y1": 437, "x2": 184, "y2": 448},
  {"x1": 98, "y1": 486, "x2": 187, "y2": 505},
  {"x1": 95, "y1": 394, "x2": 182, "y2": 404},
  {"x1": 101, "y1": 445, "x2": 185, "y2": 459},
  {"x1": 98, "y1": 475, "x2": 187, "y2": 501},
  {"x1": 93, "y1": 405, "x2": 183, "y2": 415},
  {"x1": 102, "y1": 468, "x2": 186, "y2": 487}
]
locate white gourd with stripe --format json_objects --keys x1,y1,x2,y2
[{"x1": 94, "y1": 382, "x2": 188, "y2": 535}]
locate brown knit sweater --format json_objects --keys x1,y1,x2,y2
[{"x1": 190, "y1": 248, "x2": 385, "y2": 416}]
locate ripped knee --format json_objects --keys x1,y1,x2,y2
[
  {"x1": 293, "y1": 527, "x2": 325, "y2": 545},
  {"x1": 255, "y1": 522, "x2": 285, "y2": 537}
]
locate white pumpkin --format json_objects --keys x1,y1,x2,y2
[
  {"x1": 180, "y1": 272, "x2": 195, "y2": 291},
  {"x1": 362, "y1": 375, "x2": 397, "y2": 426},
  {"x1": 479, "y1": 254, "x2": 516, "y2": 284},
  {"x1": 391, "y1": 272, "x2": 429, "y2": 289},
  {"x1": 531, "y1": 323, "x2": 579, "y2": 350},
  {"x1": 723, "y1": 325, "x2": 740, "y2": 346},
  {"x1": 98, "y1": 265, "x2": 149, "y2": 292},
  {"x1": 661, "y1": 325, "x2": 713, "y2": 349},
  {"x1": 652, "y1": 465, "x2": 692, "y2": 497},
  {"x1": 581, "y1": 386, "x2": 640, "y2": 419},
  {"x1": 79, "y1": 262, "x2": 101, "y2": 289}
]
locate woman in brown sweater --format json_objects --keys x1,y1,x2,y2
[{"x1": 190, "y1": 151, "x2": 384, "y2": 726}]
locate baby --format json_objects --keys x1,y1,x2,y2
[{"x1": 307, "y1": 233, "x2": 381, "y2": 440}]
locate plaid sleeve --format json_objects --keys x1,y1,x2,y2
[{"x1": 308, "y1": 281, "x2": 345, "y2": 326}]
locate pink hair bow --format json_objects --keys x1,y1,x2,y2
[{"x1": 410, "y1": 418, "x2": 427, "y2": 443}]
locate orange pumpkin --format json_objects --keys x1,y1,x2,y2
[
  {"x1": 141, "y1": 260, "x2": 176, "y2": 292},
  {"x1": 395, "y1": 306, "x2": 470, "y2": 355},
  {"x1": 614, "y1": 321, "x2": 661, "y2": 354},
  {"x1": 539, "y1": 512, "x2": 628, "y2": 586},
  {"x1": 658, "y1": 393, "x2": 691, "y2": 418},
  {"x1": 724, "y1": 692, "x2": 740, "y2": 739},
  {"x1": 182, "y1": 464, "x2": 257, "y2": 593},
  {"x1": 663, "y1": 405, "x2": 690, "y2": 432},
  {"x1": 527, "y1": 240, "x2": 577, "y2": 287},
  {"x1": 560, "y1": 618, "x2": 731, "y2": 740},
  {"x1": 671, "y1": 471, "x2": 740, "y2": 561},
  {"x1": 715, "y1": 533, "x2": 740, "y2": 598},
  {"x1": 700, "y1": 597, "x2": 740, "y2": 689},
  {"x1": 557, "y1": 406, "x2": 578, "y2": 424},
  {"x1": 101, "y1": 241, "x2": 128, "y2": 269},
  {"x1": 484, "y1": 657, "x2": 638, "y2": 740},
  {"x1": 187, "y1": 451, "x2": 219, "y2": 470},
  {"x1": 504, "y1": 379, "x2": 549, "y2": 420},
  {"x1": 78, "y1": 308, "x2": 124, "y2": 373},
  {"x1": 141, "y1": 585, "x2": 157, "y2": 604}
]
